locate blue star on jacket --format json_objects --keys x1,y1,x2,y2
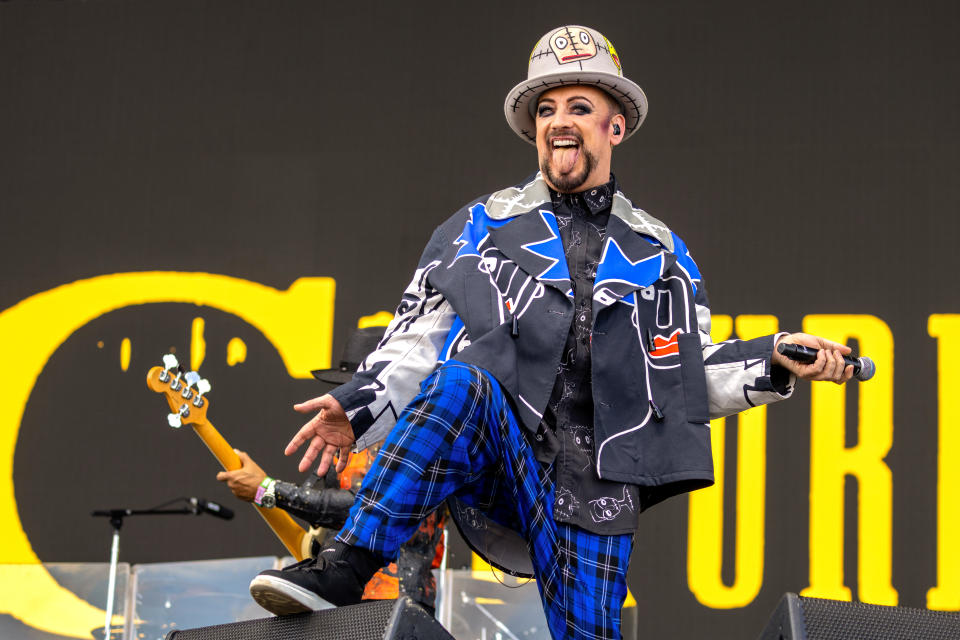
[
  {"x1": 451, "y1": 203, "x2": 510, "y2": 265},
  {"x1": 670, "y1": 231, "x2": 702, "y2": 295},
  {"x1": 595, "y1": 237, "x2": 666, "y2": 291},
  {"x1": 520, "y1": 210, "x2": 569, "y2": 282}
]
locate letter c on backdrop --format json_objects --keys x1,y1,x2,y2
[{"x1": 0, "y1": 272, "x2": 335, "y2": 636}]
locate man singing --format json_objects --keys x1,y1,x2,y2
[{"x1": 249, "y1": 25, "x2": 854, "y2": 639}]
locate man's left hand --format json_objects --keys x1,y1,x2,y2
[
  {"x1": 772, "y1": 333, "x2": 855, "y2": 384},
  {"x1": 216, "y1": 449, "x2": 268, "y2": 502}
]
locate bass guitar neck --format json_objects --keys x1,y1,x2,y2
[{"x1": 147, "y1": 363, "x2": 307, "y2": 560}]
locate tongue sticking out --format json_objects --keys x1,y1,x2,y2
[{"x1": 552, "y1": 145, "x2": 581, "y2": 174}]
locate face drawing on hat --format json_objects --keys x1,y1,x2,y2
[
  {"x1": 504, "y1": 25, "x2": 648, "y2": 145},
  {"x1": 549, "y1": 27, "x2": 598, "y2": 64}
]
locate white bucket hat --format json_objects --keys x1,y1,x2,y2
[{"x1": 504, "y1": 26, "x2": 648, "y2": 145}]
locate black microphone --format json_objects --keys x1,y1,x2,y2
[
  {"x1": 189, "y1": 497, "x2": 235, "y2": 520},
  {"x1": 776, "y1": 342, "x2": 876, "y2": 382}
]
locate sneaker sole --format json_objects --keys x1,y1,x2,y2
[{"x1": 249, "y1": 574, "x2": 334, "y2": 616}]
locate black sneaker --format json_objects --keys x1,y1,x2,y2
[{"x1": 249, "y1": 543, "x2": 383, "y2": 615}]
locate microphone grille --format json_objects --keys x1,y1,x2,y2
[{"x1": 857, "y1": 357, "x2": 876, "y2": 382}]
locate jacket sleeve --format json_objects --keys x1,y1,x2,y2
[
  {"x1": 274, "y1": 477, "x2": 356, "y2": 530},
  {"x1": 329, "y1": 225, "x2": 457, "y2": 450},
  {"x1": 672, "y1": 232, "x2": 796, "y2": 419}
]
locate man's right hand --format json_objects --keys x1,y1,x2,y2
[{"x1": 287, "y1": 394, "x2": 356, "y2": 476}]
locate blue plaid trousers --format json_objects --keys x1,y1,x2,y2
[{"x1": 336, "y1": 361, "x2": 634, "y2": 640}]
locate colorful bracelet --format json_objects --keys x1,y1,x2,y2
[{"x1": 254, "y1": 476, "x2": 274, "y2": 506}]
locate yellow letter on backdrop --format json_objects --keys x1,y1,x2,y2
[
  {"x1": 0, "y1": 272, "x2": 334, "y2": 637},
  {"x1": 688, "y1": 315, "x2": 776, "y2": 608},
  {"x1": 801, "y1": 314, "x2": 896, "y2": 605},
  {"x1": 927, "y1": 315, "x2": 960, "y2": 610}
]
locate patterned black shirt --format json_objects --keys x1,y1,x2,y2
[{"x1": 531, "y1": 176, "x2": 640, "y2": 535}]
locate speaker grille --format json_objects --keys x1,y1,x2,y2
[
  {"x1": 168, "y1": 599, "x2": 398, "y2": 640},
  {"x1": 801, "y1": 596, "x2": 960, "y2": 640}
]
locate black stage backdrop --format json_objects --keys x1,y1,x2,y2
[{"x1": 1, "y1": 1, "x2": 959, "y2": 638}]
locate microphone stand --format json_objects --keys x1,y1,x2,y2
[{"x1": 90, "y1": 498, "x2": 217, "y2": 640}]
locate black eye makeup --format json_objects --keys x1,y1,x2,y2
[{"x1": 536, "y1": 98, "x2": 594, "y2": 119}]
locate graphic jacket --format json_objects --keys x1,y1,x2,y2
[{"x1": 329, "y1": 172, "x2": 794, "y2": 510}]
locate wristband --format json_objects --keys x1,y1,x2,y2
[{"x1": 254, "y1": 477, "x2": 275, "y2": 507}]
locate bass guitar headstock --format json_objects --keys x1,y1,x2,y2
[{"x1": 146, "y1": 354, "x2": 212, "y2": 427}]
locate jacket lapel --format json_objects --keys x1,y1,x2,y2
[
  {"x1": 610, "y1": 190, "x2": 675, "y2": 251},
  {"x1": 488, "y1": 207, "x2": 572, "y2": 296},
  {"x1": 593, "y1": 214, "x2": 676, "y2": 309}
]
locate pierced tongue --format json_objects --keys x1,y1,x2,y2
[{"x1": 552, "y1": 145, "x2": 580, "y2": 173}]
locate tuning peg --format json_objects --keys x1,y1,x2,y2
[
  {"x1": 169, "y1": 365, "x2": 184, "y2": 391},
  {"x1": 181, "y1": 371, "x2": 201, "y2": 399},
  {"x1": 159, "y1": 354, "x2": 180, "y2": 382},
  {"x1": 193, "y1": 378, "x2": 211, "y2": 407},
  {"x1": 166, "y1": 403, "x2": 191, "y2": 429}
]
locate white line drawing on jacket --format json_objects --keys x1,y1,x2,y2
[{"x1": 589, "y1": 486, "x2": 635, "y2": 523}]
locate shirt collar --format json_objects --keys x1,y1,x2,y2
[{"x1": 549, "y1": 175, "x2": 618, "y2": 215}]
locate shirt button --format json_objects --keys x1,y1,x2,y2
[{"x1": 536, "y1": 434, "x2": 543, "y2": 441}]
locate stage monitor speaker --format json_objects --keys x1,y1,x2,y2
[
  {"x1": 758, "y1": 592, "x2": 960, "y2": 640},
  {"x1": 166, "y1": 597, "x2": 455, "y2": 640}
]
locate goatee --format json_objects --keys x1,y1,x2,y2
[{"x1": 540, "y1": 146, "x2": 597, "y2": 193}]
